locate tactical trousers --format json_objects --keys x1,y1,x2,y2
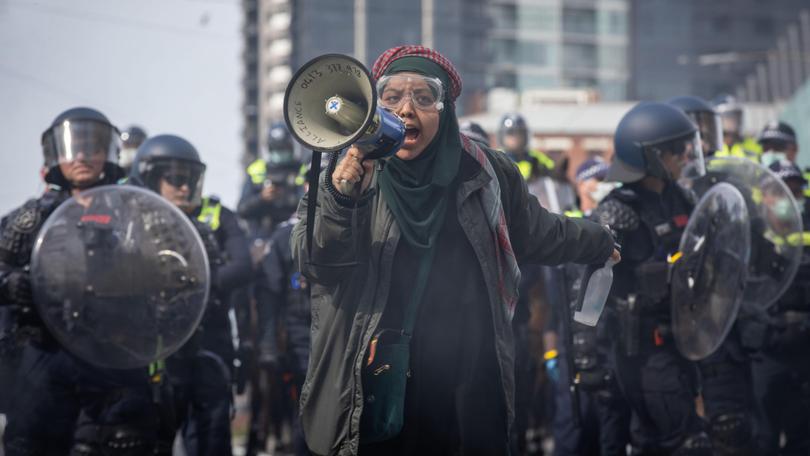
[
  {"x1": 752, "y1": 350, "x2": 810, "y2": 455},
  {"x1": 3, "y1": 345, "x2": 158, "y2": 456},
  {"x1": 613, "y1": 341, "x2": 705, "y2": 454},
  {"x1": 697, "y1": 330, "x2": 756, "y2": 455},
  {"x1": 552, "y1": 348, "x2": 630, "y2": 456}
]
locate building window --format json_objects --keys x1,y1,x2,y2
[
  {"x1": 563, "y1": 43, "x2": 597, "y2": 69},
  {"x1": 489, "y1": 3, "x2": 517, "y2": 30},
  {"x1": 518, "y1": 6, "x2": 558, "y2": 31},
  {"x1": 753, "y1": 18, "x2": 773, "y2": 36},
  {"x1": 711, "y1": 15, "x2": 730, "y2": 33},
  {"x1": 518, "y1": 41, "x2": 549, "y2": 66},
  {"x1": 563, "y1": 8, "x2": 597, "y2": 35}
]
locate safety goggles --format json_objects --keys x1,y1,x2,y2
[
  {"x1": 162, "y1": 173, "x2": 196, "y2": 188},
  {"x1": 376, "y1": 74, "x2": 445, "y2": 112}
]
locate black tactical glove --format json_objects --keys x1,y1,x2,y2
[{"x1": 1, "y1": 269, "x2": 32, "y2": 307}]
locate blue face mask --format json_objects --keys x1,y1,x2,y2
[
  {"x1": 761, "y1": 150, "x2": 787, "y2": 168},
  {"x1": 772, "y1": 198, "x2": 796, "y2": 221}
]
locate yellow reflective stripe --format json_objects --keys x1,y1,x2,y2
[
  {"x1": 517, "y1": 161, "x2": 533, "y2": 180},
  {"x1": 247, "y1": 159, "x2": 267, "y2": 185},
  {"x1": 564, "y1": 209, "x2": 583, "y2": 218},
  {"x1": 750, "y1": 187, "x2": 763, "y2": 205},
  {"x1": 530, "y1": 149, "x2": 555, "y2": 170},
  {"x1": 786, "y1": 231, "x2": 810, "y2": 247},
  {"x1": 197, "y1": 197, "x2": 222, "y2": 231},
  {"x1": 742, "y1": 137, "x2": 763, "y2": 155},
  {"x1": 803, "y1": 172, "x2": 810, "y2": 198},
  {"x1": 717, "y1": 144, "x2": 758, "y2": 162}
]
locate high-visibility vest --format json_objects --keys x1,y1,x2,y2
[
  {"x1": 197, "y1": 196, "x2": 222, "y2": 231},
  {"x1": 247, "y1": 159, "x2": 267, "y2": 185}
]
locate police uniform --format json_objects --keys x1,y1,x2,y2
[
  {"x1": 257, "y1": 216, "x2": 311, "y2": 456},
  {"x1": 547, "y1": 261, "x2": 631, "y2": 456},
  {"x1": 594, "y1": 183, "x2": 709, "y2": 454},
  {"x1": 167, "y1": 196, "x2": 252, "y2": 456}
]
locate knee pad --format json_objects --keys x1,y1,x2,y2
[
  {"x1": 710, "y1": 412, "x2": 752, "y2": 451},
  {"x1": 672, "y1": 431, "x2": 713, "y2": 456}
]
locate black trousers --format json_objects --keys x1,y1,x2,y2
[
  {"x1": 752, "y1": 350, "x2": 810, "y2": 456},
  {"x1": 552, "y1": 353, "x2": 631, "y2": 456},
  {"x1": 613, "y1": 341, "x2": 705, "y2": 454},
  {"x1": 3, "y1": 345, "x2": 157, "y2": 455}
]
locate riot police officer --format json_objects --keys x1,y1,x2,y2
[
  {"x1": 130, "y1": 134, "x2": 252, "y2": 455},
  {"x1": 238, "y1": 122, "x2": 304, "y2": 240},
  {"x1": 0, "y1": 107, "x2": 162, "y2": 455},
  {"x1": 751, "y1": 160, "x2": 810, "y2": 455},
  {"x1": 712, "y1": 94, "x2": 761, "y2": 162},
  {"x1": 544, "y1": 158, "x2": 631, "y2": 456},
  {"x1": 498, "y1": 113, "x2": 554, "y2": 181},
  {"x1": 258, "y1": 205, "x2": 312, "y2": 456},
  {"x1": 593, "y1": 102, "x2": 711, "y2": 454}
]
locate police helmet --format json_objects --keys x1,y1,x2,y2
[
  {"x1": 266, "y1": 122, "x2": 299, "y2": 167},
  {"x1": 758, "y1": 120, "x2": 797, "y2": 146},
  {"x1": 608, "y1": 102, "x2": 703, "y2": 183},
  {"x1": 40, "y1": 106, "x2": 124, "y2": 187},
  {"x1": 460, "y1": 120, "x2": 490, "y2": 145},
  {"x1": 498, "y1": 113, "x2": 529, "y2": 151},
  {"x1": 668, "y1": 96, "x2": 723, "y2": 154},
  {"x1": 121, "y1": 126, "x2": 148, "y2": 148},
  {"x1": 119, "y1": 125, "x2": 148, "y2": 171},
  {"x1": 130, "y1": 134, "x2": 207, "y2": 211}
]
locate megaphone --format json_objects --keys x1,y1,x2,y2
[
  {"x1": 284, "y1": 54, "x2": 405, "y2": 268},
  {"x1": 283, "y1": 54, "x2": 405, "y2": 160}
]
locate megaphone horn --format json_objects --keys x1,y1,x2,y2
[{"x1": 283, "y1": 54, "x2": 405, "y2": 160}]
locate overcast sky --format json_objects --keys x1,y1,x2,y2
[{"x1": 0, "y1": 0, "x2": 244, "y2": 215}]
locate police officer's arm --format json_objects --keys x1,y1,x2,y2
[
  {"x1": 492, "y1": 151, "x2": 613, "y2": 265},
  {"x1": 213, "y1": 207, "x2": 253, "y2": 292},
  {"x1": 0, "y1": 208, "x2": 33, "y2": 307},
  {"x1": 290, "y1": 170, "x2": 374, "y2": 286}
]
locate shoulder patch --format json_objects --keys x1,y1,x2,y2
[
  {"x1": 12, "y1": 206, "x2": 40, "y2": 233},
  {"x1": 592, "y1": 198, "x2": 640, "y2": 231}
]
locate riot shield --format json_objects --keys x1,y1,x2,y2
[
  {"x1": 683, "y1": 156, "x2": 803, "y2": 310},
  {"x1": 528, "y1": 177, "x2": 577, "y2": 214},
  {"x1": 30, "y1": 185, "x2": 209, "y2": 369},
  {"x1": 671, "y1": 183, "x2": 750, "y2": 360}
]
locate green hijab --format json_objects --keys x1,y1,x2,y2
[{"x1": 377, "y1": 56, "x2": 463, "y2": 251}]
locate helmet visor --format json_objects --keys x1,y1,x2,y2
[
  {"x1": 42, "y1": 119, "x2": 120, "y2": 168},
  {"x1": 690, "y1": 111, "x2": 723, "y2": 155},
  {"x1": 376, "y1": 74, "x2": 445, "y2": 112},
  {"x1": 720, "y1": 110, "x2": 743, "y2": 137},
  {"x1": 141, "y1": 158, "x2": 206, "y2": 210},
  {"x1": 647, "y1": 131, "x2": 705, "y2": 181}
]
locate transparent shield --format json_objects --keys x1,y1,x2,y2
[
  {"x1": 30, "y1": 185, "x2": 209, "y2": 369},
  {"x1": 682, "y1": 156, "x2": 803, "y2": 310},
  {"x1": 671, "y1": 182, "x2": 750, "y2": 360}
]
